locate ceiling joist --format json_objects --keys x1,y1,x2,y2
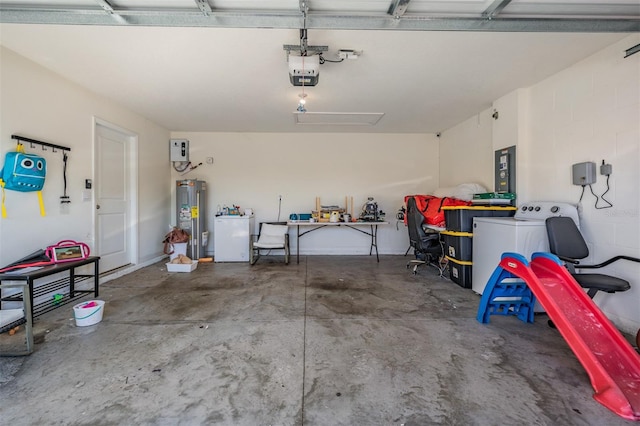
[{"x1": 0, "y1": 4, "x2": 638, "y2": 33}]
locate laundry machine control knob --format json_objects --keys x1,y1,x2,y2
[
  {"x1": 535, "y1": 206, "x2": 541, "y2": 211},
  {"x1": 550, "y1": 206, "x2": 559, "y2": 213}
]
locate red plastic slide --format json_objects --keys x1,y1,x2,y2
[{"x1": 498, "y1": 252, "x2": 640, "y2": 421}]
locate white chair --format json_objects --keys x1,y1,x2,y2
[
  {"x1": 0, "y1": 282, "x2": 34, "y2": 356},
  {"x1": 250, "y1": 222, "x2": 290, "y2": 265}
]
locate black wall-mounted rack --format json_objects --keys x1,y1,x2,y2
[{"x1": 11, "y1": 134, "x2": 71, "y2": 153}]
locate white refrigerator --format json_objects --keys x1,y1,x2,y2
[{"x1": 214, "y1": 215, "x2": 255, "y2": 262}]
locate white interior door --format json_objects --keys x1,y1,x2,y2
[{"x1": 95, "y1": 122, "x2": 136, "y2": 273}]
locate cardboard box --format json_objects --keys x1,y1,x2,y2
[{"x1": 166, "y1": 260, "x2": 198, "y2": 272}]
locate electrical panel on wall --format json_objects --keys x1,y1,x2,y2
[
  {"x1": 494, "y1": 145, "x2": 516, "y2": 193},
  {"x1": 170, "y1": 139, "x2": 189, "y2": 162}
]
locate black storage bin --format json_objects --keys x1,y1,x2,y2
[
  {"x1": 446, "y1": 256, "x2": 472, "y2": 288},
  {"x1": 440, "y1": 231, "x2": 473, "y2": 261},
  {"x1": 442, "y1": 206, "x2": 516, "y2": 233}
]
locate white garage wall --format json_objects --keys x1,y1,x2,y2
[
  {"x1": 438, "y1": 108, "x2": 494, "y2": 189},
  {"x1": 0, "y1": 46, "x2": 171, "y2": 268},
  {"x1": 525, "y1": 34, "x2": 640, "y2": 333},
  {"x1": 438, "y1": 35, "x2": 640, "y2": 333},
  {"x1": 169, "y1": 132, "x2": 439, "y2": 255}
]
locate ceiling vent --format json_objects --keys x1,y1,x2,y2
[{"x1": 293, "y1": 112, "x2": 384, "y2": 126}]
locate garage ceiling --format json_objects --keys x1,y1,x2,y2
[{"x1": 1, "y1": 1, "x2": 638, "y2": 133}]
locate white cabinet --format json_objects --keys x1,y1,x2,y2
[{"x1": 214, "y1": 215, "x2": 255, "y2": 262}]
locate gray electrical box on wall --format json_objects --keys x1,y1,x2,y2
[
  {"x1": 572, "y1": 161, "x2": 596, "y2": 185},
  {"x1": 170, "y1": 139, "x2": 189, "y2": 162},
  {"x1": 494, "y1": 145, "x2": 516, "y2": 193}
]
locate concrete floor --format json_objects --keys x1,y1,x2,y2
[{"x1": 0, "y1": 255, "x2": 637, "y2": 425}]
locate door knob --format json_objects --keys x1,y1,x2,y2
[{"x1": 96, "y1": 205, "x2": 101, "y2": 209}]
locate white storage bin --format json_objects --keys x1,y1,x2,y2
[{"x1": 166, "y1": 260, "x2": 198, "y2": 273}]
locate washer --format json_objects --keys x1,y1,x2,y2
[{"x1": 471, "y1": 201, "x2": 579, "y2": 309}]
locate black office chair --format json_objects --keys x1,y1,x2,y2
[
  {"x1": 545, "y1": 216, "x2": 635, "y2": 298},
  {"x1": 406, "y1": 197, "x2": 443, "y2": 274}
]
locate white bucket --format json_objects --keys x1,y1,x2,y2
[
  {"x1": 73, "y1": 300, "x2": 105, "y2": 327},
  {"x1": 169, "y1": 243, "x2": 188, "y2": 260}
]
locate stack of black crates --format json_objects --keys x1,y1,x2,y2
[{"x1": 441, "y1": 206, "x2": 516, "y2": 288}]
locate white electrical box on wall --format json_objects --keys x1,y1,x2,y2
[{"x1": 170, "y1": 139, "x2": 189, "y2": 162}]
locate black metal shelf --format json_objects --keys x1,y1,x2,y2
[
  {"x1": 0, "y1": 257, "x2": 99, "y2": 321},
  {"x1": 1, "y1": 278, "x2": 93, "y2": 317}
]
